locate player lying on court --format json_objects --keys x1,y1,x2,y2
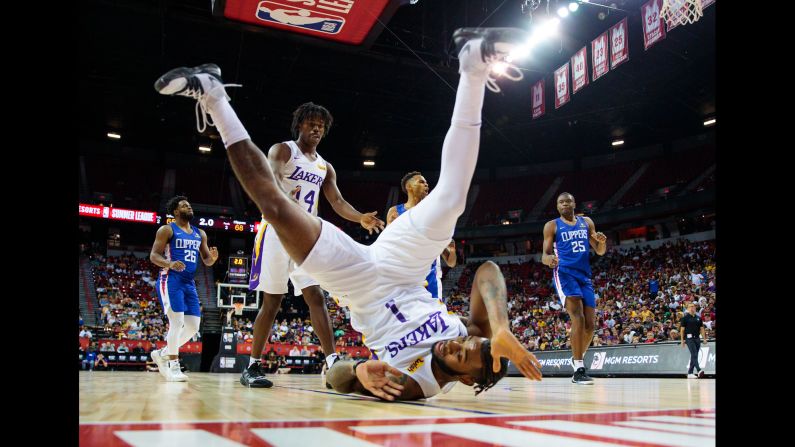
[{"x1": 155, "y1": 27, "x2": 542, "y2": 400}]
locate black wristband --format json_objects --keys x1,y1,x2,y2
[{"x1": 353, "y1": 359, "x2": 368, "y2": 375}]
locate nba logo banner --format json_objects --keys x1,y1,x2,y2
[
  {"x1": 592, "y1": 31, "x2": 610, "y2": 81},
  {"x1": 610, "y1": 17, "x2": 629, "y2": 69},
  {"x1": 256, "y1": 1, "x2": 345, "y2": 35},
  {"x1": 554, "y1": 63, "x2": 570, "y2": 109},
  {"x1": 215, "y1": 0, "x2": 403, "y2": 46},
  {"x1": 641, "y1": 0, "x2": 666, "y2": 50},
  {"x1": 571, "y1": 46, "x2": 589, "y2": 94},
  {"x1": 531, "y1": 79, "x2": 545, "y2": 119}
]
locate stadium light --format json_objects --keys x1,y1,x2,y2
[
  {"x1": 107, "y1": 132, "x2": 121, "y2": 139},
  {"x1": 363, "y1": 160, "x2": 375, "y2": 167},
  {"x1": 557, "y1": 6, "x2": 570, "y2": 17},
  {"x1": 199, "y1": 145, "x2": 212, "y2": 153},
  {"x1": 612, "y1": 140, "x2": 624, "y2": 146},
  {"x1": 569, "y1": 2, "x2": 580, "y2": 12},
  {"x1": 703, "y1": 118, "x2": 716, "y2": 126}
]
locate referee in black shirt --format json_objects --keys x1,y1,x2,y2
[{"x1": 680, "y1": 302, "x2": 707, "y2": 378}]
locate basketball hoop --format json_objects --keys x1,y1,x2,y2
[
  {"x1": 233, "y1": 302, "x2": 244, "y2": 316},
  {"x1": 661, "y1": 0, "x2": 703, "y2": 28}
]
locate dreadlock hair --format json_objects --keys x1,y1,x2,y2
[
  {"x1": 166, "y1": 195, "x2": 188, "y2": 216},
  {"x1": 400, "y1": 171, "x2": 422, "y2": 194},
  {"x1": 291, "y1": 102, "x2": 333, "y2": 140},
  {"x1": 473, "y1": 338, "x2": 509, "y2": 395}
]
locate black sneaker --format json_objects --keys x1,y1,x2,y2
[
  {"x1": 154, "y1": 63, "x2": 240, "y2": 133},
  {"x1": 240, "y1": 362, "x2": 274, "y2": 388},
  {"x1": 572, "y1": 367, "x2": 594, "y2": 385},
  {"x1": 451, "y1": 27, "x2": 530, "y2": 93}
]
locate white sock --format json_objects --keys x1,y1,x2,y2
[
  {"x1": 168, "y1": 359, "x2": 180, "y2": 368},
  {"x1": 325, "y1": 353, "x2": 339, "y2": 369},
  {"x1": 249, "y1": 356, "x2": 260, "y2": 366},
  {"x1": 573, "y1": 359, "x2": 584, "y2": 370},
  {"x1": 165, "y1": 309, "x2": 184, "y2": 356},
  {"x1": 409, "y1": 73, "x2": 486, "y2": 241},
  {"x1": 206, "y1": 97, "x2": 251, "y2": 148},
  {"x1": 176, "y1": 315, "x2": 201, "y2": 346}
]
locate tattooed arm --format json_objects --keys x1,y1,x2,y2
[
  {"x1": 465, "y1": 261, "x2": 509, "y2": 338},
  {"x1": 465, "y1": 261, "x2": 543, "y2": 380}
]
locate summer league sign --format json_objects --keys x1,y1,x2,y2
[
  {"x1": 212, "y1": 0, "x2": 411, "y2": 47},
  {"x1": 507, "y1": 341, "x2": 716, "y2": 377}
]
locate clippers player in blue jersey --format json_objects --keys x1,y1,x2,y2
[
  {"x1": 149, "y1": 196, "x2": 219, "y2": 381},
  {"x1": 386, "y1": 171, "x2": 457, "y2": 301},
  {"x1": 542, "y1": 192, "x2": 607, "y2": 384}
]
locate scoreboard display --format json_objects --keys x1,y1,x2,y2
[
  {"x1": 228, "y1": 256, "x2": 250, "y2": 284},
  {"x1": 79, "y1": 203, "x2": 262, "y2": 234}
]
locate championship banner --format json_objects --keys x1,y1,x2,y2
[
  {"x1": 571, "y1": 46, "x2": 589, "y2": 94},
  {"x1": 610, "y1": 17, "x2": 630, "y2": 69},
  {"x1": 591, "y1": 31, "x2": 610, "y2": 81},
  {"x1": 531, "y1": 79, "x2": 545, "y2": 119},
  {"x1": 554, "y1": 62, "x2": 570, "y2": 109},
  {"x1": 641, "y1": 0, "x2": 666, "y2": 50}
]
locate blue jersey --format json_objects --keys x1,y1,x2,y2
[
  {"x1": 396, "y1": 203, "x2": 442, "y2": 299},
  {"x1": 163, "y1": 222, "x2": 202, "y2": 280},
  {"x1": 554, "y1": 216, "x2": 591, "y2": 277}
]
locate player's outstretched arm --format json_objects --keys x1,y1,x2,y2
[
  {"x1": 327, "y1": 359, "x2": 425, "y2": 401},
  {"x1": 321, "y1": 162, "x2": 385, "y2": 234},
  {"x1": 465, "y1": 261, "x2": 542, "y2": 381}
]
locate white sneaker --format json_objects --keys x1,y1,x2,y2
[
  {"x1": 687, "y1": 373, "x2": 699, "y2": 379},
  {"x1": 151, "y1": 348, "x2": 169, "y2": 379},
  {"x1": 166, "y1": 360, "x2": 188, "y2": 382}
]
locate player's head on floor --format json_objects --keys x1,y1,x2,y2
[
  {"x1": 292, "y1": 102, "x2": 333, "y2": 144},
  {"x1": 556, "y1": 192, "x2": 576, "y2": 219},
  {"x1": 431, "y1": 336, "x2": 509, "y2": 395},
  {"x1": 400, "y1": 171, "x2": 428, "y2": 198},
  {"x1": 166, "y1": 195, "x2": 193, "y2": 221}
]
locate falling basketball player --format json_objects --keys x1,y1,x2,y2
[
  {"x1": 242, "y1": 102, "x2": 385, "y2": 389},
  {"x1": 155, "y1": 27, "x2": 542, "y2": 400},
  {"x1": 149, "y1": 196, "x2": 219, "y2": 381},
  {"x1": 386, "y1": 171, "x2": 457, "y2": 302},
  {"x1": 542, "y1": 193, "x2": 607, "y2": 384}
]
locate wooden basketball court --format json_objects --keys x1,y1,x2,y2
[{"x1": 79, "y1": 371, "x2": 715, "y2": 446}]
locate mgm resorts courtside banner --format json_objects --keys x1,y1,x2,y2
[{"x1": 507, "y1": 342, "x2": 715, "y2": 377}]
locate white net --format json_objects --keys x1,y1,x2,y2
[
  {"x1": 661, "y1": 0, "x2": 703, "y2": 28},
  {"x1": 233, "y1": 302, "x2": 244, "y2": 316}
]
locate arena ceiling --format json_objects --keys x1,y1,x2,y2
[{"x1": 80, "y1": 0, "x2": 715, "y2": 171}]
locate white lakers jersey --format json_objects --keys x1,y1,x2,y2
[
  {"x1": 278, "y1": 140, "x2": 327, "y2": 217},
  {"x1": 349, "y1": 289, "x2": 468, "y2": 398}
]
